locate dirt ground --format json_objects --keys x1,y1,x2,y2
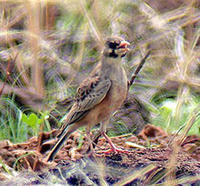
[{"x1": 0, "y1": 124, "x2": 199, "y2": 185}]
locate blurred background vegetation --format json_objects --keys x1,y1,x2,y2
[{"x1": 0, "y1": 0, "x2": 200, "y2": 143}]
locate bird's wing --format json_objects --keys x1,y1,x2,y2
[
  {"x1": 75, "y1": 75, "x2": 111, "y2": 111},
  {"x1": 57, "y1": 75, "x2": 111, "y2": 138}
]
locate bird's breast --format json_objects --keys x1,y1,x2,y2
[
  {"x1": 101, "y1": 67, "x2": 128, "y2": 114},
  {"x1": 108, "y1": 79, "x2": 127, "y2": 108}
]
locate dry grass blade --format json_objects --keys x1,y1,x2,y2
[
  {"x1": 162, "y1": 175, "x2": 200, "y2": 186},
  {"x1": 177, "y1": 106, "x2": 200, "y2": 145},
  {"x1": 113, "y1": 164, "x2": 156, "y2": 186},
  {"x1": 25, "y1": 1, "x2": 44, "y2": 96},
  {"x1": 80, "y1": 0, "x2": 104, "y2": 47},
  {"x1": 0, "y1": 53, "x2": 18, "y2": 97}
]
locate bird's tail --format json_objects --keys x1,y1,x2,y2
[
  {"x1": 57, "y1": 110, "x2": 89, "y2": 139},
  {"x1": 46, "y1": 124, "x2": 78, "y2": 162}
]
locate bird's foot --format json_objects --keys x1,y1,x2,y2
[{"x1": 101, "y1": 132, "x2": 130, "y2": 154}]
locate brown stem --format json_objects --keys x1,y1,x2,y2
[{"x1": 128, "y1": 51, "x2": 151, "y2": 88}]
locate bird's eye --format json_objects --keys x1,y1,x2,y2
[{"x1": 108, "y1": 42, "x2": 119, "y2": 49}]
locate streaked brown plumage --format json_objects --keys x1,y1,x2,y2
[{"x1": 46, "y1": 36, "x2": 130, "y2": 162}]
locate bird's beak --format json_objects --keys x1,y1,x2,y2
[{"x1": 119, "y1": 41, "x2": 130, "y2": 52}]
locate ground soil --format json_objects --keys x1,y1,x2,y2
[{"x1": 0, "y1": 124, "x2": 199, "y2": 185}]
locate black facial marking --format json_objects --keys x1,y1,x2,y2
[
  {"x1": 109, "y1": 42, "x2": 117, "y2": 49},
  {"x1": 109, "y1": 49, "x2": 118, "y2": 58},
  {"x1": 105, "y1": 38, "x2": 128, "y2": 58},
  {"x1": 107, "y1": 41, "x2": 120, "y2": 50}
]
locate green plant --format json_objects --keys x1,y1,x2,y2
[
  {"x1": 0, "y1": 97, "x2": 50, "y2": 143},
  {"x1": 22, "y1": 112, "x2": 50, "y2": 136},
  {"x1": 152, "y1": 96, "x2": 200, "y2": 135},
  {"x1": 0, "y1": 97, "x2": 28, "y2": 143}
]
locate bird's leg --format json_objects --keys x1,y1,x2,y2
[
  {"x1": 85, "y1": 129, "x2": 94, "y2": 154},
  {"x1": 101, "y1": 121, "x2": 130, "y2": 154},
  {"x1": 85, "y1": 127, "x2": 100, "y2": 157}
]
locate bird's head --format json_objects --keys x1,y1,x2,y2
[{"x1": 103, "y1": 36, "x2": 130, "y2": 58}]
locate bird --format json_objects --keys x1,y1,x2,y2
[{"x1": 46, "y1": 36, "x2": 130, "y2": 162}]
